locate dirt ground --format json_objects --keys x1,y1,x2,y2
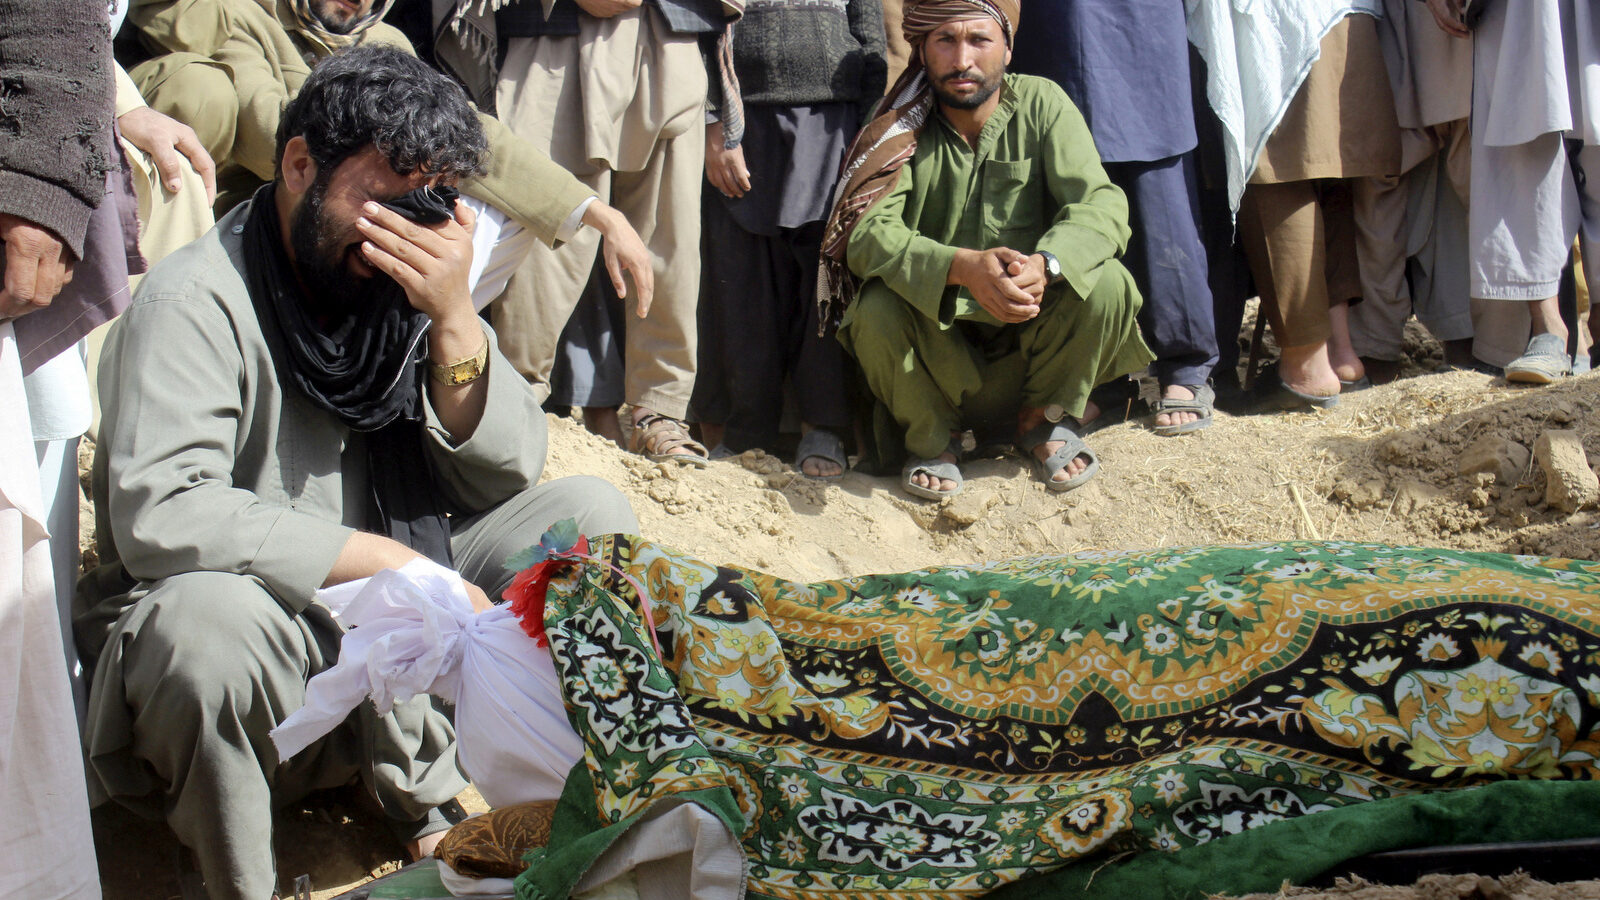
[{"x1": 92, "y1": 321, "x2": 1600, "y2": 899}]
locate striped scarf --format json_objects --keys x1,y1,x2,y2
[{"x1": 815, "y1": 0, "x2": 1018, "y2": 332}]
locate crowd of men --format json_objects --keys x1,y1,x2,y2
[{"x1": 2, "y1": 0, "x2": 1597, "y2": 898}]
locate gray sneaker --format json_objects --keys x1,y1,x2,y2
[{"x1": 1504, "y1": 333, "x2": 1572, "y2": 384}]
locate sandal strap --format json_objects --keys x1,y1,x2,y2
[
  {"x1": 1019, "y1": 418, "x2": 1082, "y2": 453},
  {"x1": 1040, "y1": 433, "x2": 1093, "y2": 472},
  {"x1": 904, "y1": 458, "x2": 962, "y2": 481},
  {"x1": 1152, "y1": 382, "x2": 1216, "y2": 415},
  {"x1": 795, "y1": 429, "x2": 847, "y2": 469},
  {"x1": 631, "y1": 413, "x2": 709, "y2": 458}
]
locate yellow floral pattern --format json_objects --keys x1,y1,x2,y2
[{"x1": 521, "y1": 539, "x2": 1600, "y2": 900}]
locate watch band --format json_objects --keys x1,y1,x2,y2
[
  {"x1": 1037, "y1": 250, "x2": 1065, "y2": 286},
  {"x1": 428, "y1": 335, "x2": 490, "y2": 386}
]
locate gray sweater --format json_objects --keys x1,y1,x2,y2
[
  {"x1": 734, "y1": 0, "x2": 886, "y2": 108},
  {"x1": 0, "y1": 0, "x2": 114, "y2": 259}
]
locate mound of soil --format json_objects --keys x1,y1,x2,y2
[{"x1": 543, "y1": 369, "x2": 1599, "y2": 584}]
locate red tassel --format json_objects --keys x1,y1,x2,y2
[{"x1": 503, "y1": 535, "x2": 590, "y2": 646}]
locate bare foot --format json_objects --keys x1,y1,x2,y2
[
  {"x1": 909, "y1": 449, "x2": 960, "y2": 493},
  {"x1": 1276, "y1": 342, "x2": 1341, "y2": 398},
  {"x1": 1033, "y1": 441, "x2": 1089, "y2": 483},
  {"x1": 1528, "y1": 296, "x2": 1569, "y2": 344},
  {"x1": 1327, "y1": 302, "x2": 1366, "y2": 383},
  {"x1": 798, "y1": 425, "x2": 844, "y2": 479},
  {"x1": 582, "y1": 406, "x2": 624, "y2": 446},
  {"x1": 1154, "y1": 385, "x2": 1200, "y2": 430},
  {"x1": 801, "y1": 457, "x2": 841, "y2": 478},
  {"x1": 1018, "y1": 404, "x2": 1095, "y2": 485},
  {"x1": 630, "y1": 407, "x2": 709, "y2": 463},
  {"x1": 407, "y1": 829, "x2": 448, "y2": 862}
]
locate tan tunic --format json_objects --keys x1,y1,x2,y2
[
  {"x1": 1251, "y1": 15, "x2": 1402, "y2": 185},
  {"x1": 127, "y1": 0, "x2": 595, "y2": 239}
]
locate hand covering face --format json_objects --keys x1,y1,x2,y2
[
  {"x1": 816, "y1": 0, "x2": 1021, "y2": 331},
  {"x1": 241, "y1": 183, "x2": 453, "y2": 564}
]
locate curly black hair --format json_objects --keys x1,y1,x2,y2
[{"x1": 275, "y1": 44, "x2": 488, "y2": 181}]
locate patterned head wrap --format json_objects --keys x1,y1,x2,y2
[
  {"x1": 901, "y1": 0, "x2": 1018, "y2": 49},
  {"x1": 816, "y1": 0, "x2": 1022, "y2": 332}
]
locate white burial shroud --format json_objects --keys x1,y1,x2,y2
[{"x1": 269, "y1": 558, "x2": 582, "y2": 808}]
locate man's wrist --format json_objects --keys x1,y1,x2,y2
[
  {"x1": 1035, "y1": 250, "x2": 1064, "y2": 286},
  {"x1": 947, "y1": 248, "x2": 978, "y2": 287},
  {"x1": 581, "y1": 201, "x2": 622, "y2": 235},
  {"x1": 427, "y1": 314, "x2": 487, "y2": 363}
]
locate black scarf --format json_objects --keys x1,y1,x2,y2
[{"x1": 241, "y1": 183, "x2": 454, "y2": 565}]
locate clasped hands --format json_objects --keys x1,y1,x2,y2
[{"x1": 950, "y1": 246, "x2": 1050, "y2": 324}]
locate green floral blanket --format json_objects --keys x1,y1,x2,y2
[{"x1": 514, "y1": 538, "x2": 1600, "y2": 899}]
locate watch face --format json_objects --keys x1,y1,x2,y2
[{"x1": 452, "y1": 360, "x2": 483, "y2": 384}]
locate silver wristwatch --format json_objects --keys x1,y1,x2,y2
[{"x1": 1037, "y1": 250, "x2": 1065, "y2": 286}]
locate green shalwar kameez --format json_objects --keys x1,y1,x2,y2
[{"x1": 840, "y1": 74, "x2": 1153, "y2": 460}]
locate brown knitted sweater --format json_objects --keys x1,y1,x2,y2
[{"x1": 0, "y1": 0, "x2": 114, "y2": 259}]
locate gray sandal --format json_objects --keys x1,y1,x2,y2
[
  {"x1": 1504, "y1": 333, "x2": 1572, "y2": 385},
  {"x1": 901, "y1": 443, "x2": 964, "y2": 500},
  {"x1": 795, "y1": 429, "x2": 848, "y2": 482},
  {"x1": 1151, "y1": 382, "x2": 1215, "y2": 436},
  {"x1": 1019, "y1": 419, "x2": 1099, "y2": 493}
]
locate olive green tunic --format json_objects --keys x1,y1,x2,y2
[{"x1": 840, "y1": 74, "x2": 1152, "y2": 459}]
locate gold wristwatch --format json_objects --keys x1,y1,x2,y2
[{"x1": 429, "y1": 335, "x2": 490, "y2": 386}]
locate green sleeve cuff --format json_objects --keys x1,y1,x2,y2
[
  {"x1": 1038, "y1": 223, "x2": 1119, "y2": 303},
  {"x1": 847, "y1": 226, "x2": 960, "y2": 323}
]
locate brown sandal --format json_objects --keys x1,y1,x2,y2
[{"x1": 630, "y1": 412, "x2": 709, "y2": 467}]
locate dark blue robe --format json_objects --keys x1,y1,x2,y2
[
  {"x1": 1010, "y1": 0, "x2": 1196, "y2": 164},
  {"x1": 1011, "y1": 1, "x2": 1218, "y2": 387}
]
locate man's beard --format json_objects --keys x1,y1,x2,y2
[
  {"x1": 931, "y1": 68, "x2": 1003, "y2": 110},
  {"x1": 311, "y1": 0, "x2": 364, "y2": 34},
  {"x1": 289, "y1": 175, "x2": 400, "y2": 317}
]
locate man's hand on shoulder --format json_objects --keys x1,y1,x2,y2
[
  {"x1": 582, "y1": 201, "x2": 655, "y2": 318},
  {"x1": 949, "y1": 247, "x2": 1039, "y2": 324},
  {"x1": 0, "y1": 213, "x2": 74, "y2": 320},
  {"x1": 118, "y1": 106, "x2": 219, "y2": 204},
  {"x1": 575, "y1": 0, "x2": 642, "y2": 17}
]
